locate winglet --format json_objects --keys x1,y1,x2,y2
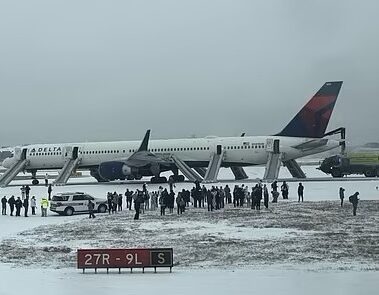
[
  {"x1": 138, "y1": 130, "x2": 151, "y2": 152},
  {"x1": 276, "y1": 81, "x2": 343, "y2": 138}
]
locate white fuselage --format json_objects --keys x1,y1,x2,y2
[{"x1": 3, "y1": 135, "x2": 339, "y2": 170}]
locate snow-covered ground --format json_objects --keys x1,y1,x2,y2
[{"x1": 0, "y1": 166, "x2": 378, "y2": 295}]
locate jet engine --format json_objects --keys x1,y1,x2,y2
[{"x1": 98, "y1": 161, "x2": 135, "y2": 181}]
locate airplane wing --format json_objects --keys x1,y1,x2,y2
[
  {"x1": 97, "y1": 129, "x2": 171, "y2": 181},
  {"x1": 119, "y1": 130, "x2": 170, "y2": 168},
  {"x1": 124, "y1": 150, "x2": 170, "y2": 168}
]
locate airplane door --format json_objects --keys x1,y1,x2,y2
[
  {"x1": 273, "y1": 140, "x2": 280, "y2": 154},
  {"x1": 62, "y1": 146, "x2": 80, "y2": 160},
  {"x1": 12, "y1": 148, "x2": 27, "y2": 161},
  {"x1": 216, "y1": 145, "x2": 222, "y2": 155},
  {"x1": 266, "y1": 139, "x2": 280, "y2": 154},
  {"x1": 72, "y1": 147, "x2": 79, "y2": 159},
  {"x1": 14, "y1": 148, "x2": 22, "y2": 160},
  {"x1": 63, "y1": 146, "x2": 72, "y2": 159},
  {"x1": 21, "y1": 148, "x2": 27, "y2": 160}
]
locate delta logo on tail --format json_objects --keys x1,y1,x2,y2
[{"x1": 276, "y1": 81, "x2": 343, "y2": 138}]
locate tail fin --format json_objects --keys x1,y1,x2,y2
[{"x1": 276, "y1": 81, "x2": 343, "y2": 138}]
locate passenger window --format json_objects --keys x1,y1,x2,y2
[
  {"x1": 73, "y1": 195, "x2": 86, "y2": 201},
  {"x1": 52, "y1": 195, "x2": 69, "y2": 201}
]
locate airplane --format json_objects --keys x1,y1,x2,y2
[{"x1": 0, "y1": 81, "x2": 343, "y2": 187}]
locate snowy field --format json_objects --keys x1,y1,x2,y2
[{"x1": 0, "y1": 166, "x2": 378, "y2": 295}]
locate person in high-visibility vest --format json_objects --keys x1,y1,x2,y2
[{"x1": 41, "y1": 198, "x2": 49, "y2": 217}]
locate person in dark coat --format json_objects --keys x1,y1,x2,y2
[
  {"x1": 281, "y1": 181, "x2": 289, "y2": 199},
  {"x1": 271, "y1": 181, "x2": 278, "y2": 192},
  {"x1": 44, "y1": 173, "x2": 49, "y2": 186},
  {"x1": 48, "y1": 184, "x2": 53, "y2": 200},
  {"x1": 168, "y1": 190, "x2": 175, "y2": 213},
  {"x1": 339, "y1": 187, "x2": 345, "y2": 207},
  {"x1": 159, "y1": 190, "x2": 167, "y2": 216},
  {"x1": 256, "y1": 184, "x2": 262, "y2": 210},
  {"x1": 8, "y1": 195, "x2": 15, "y2": 216},
  {"x1": 298, "y1": 183, "x2": 304, "y2": 202},
  {"x1": 107, "y1": 193, "x2": 113, "y2": 214},
  {"x1": 125, "y1": 189, "x2": 134, "y2": 210},
  {"x1": 239, "y1": 185, "x2": 245, "y2": 207},
  {"x1": 176, "y1": 193, "x2": 186, "y2": 215},
  {"x1": 118, "y1": 194, "x2": 123, "y2": 211},
  {"x1": 224, "y1": 185, "x2": 232, "y2": 204},
  {"x1": 134, "y1": 191, "x2": 144, "y2": 220},
  {"x1": 263, "y1": 184, "x2": 269, "y2": 209},
  {"x1": 23, "y1": 196, "x2": 29, "y2": 217},
  {"x1": 15, "y1": 197, "x2": 23, "y2": 216},
  {"x1": 111, "y1": 192, "x2": 118, "y2": 214},
  {"x1": 251, "y1": 185, "x2": 257, "y2": 209},
  {"x1": 272, "y1": 190, "x2": 279, "y2": 203},
  {"x1": 207, "y1": 189, "x2": 213, "y2": 211},
  {"x1": 25, "y1": 185, "x2": 31, "y2": 198},
  {"x1": 88, "y1": 199, "x2": 96, "y2": 218},
  {"x1": 233, "y1": 185, "x2": 238, "y2": 207},
  {"x1": 192, "y1": 188, "x2": 200, "y2": 208},
  {"x1": 349, "y1": 192, "x2": 359, "y2": 216},
  {"x1": 1, "y1": 196, "x2": 7, "y2": 215}
]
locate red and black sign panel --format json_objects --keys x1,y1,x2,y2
[{"x1": 77, "y1": 248, "x2": 173, "y2": 269}]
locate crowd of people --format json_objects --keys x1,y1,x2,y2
[
  {"x1": 1, "y1": 184, "x2": 47, "y2": 217},
  {"x1": 0, "y1": 180, "x2": 361, "y2": 219},
  {"x1": 1, "y1": 194, "x2": 38, "y2": 217},
  {"x1": 103, "y1": 180, "x2": 360, "y2": 219}
]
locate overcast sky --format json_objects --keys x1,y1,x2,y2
[{"x1": 1, "y1": 0, "x2": 378, "y2": 146}]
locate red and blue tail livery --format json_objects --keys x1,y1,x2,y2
[{"x1": 277, "y1": 81, "x2": 343, "y2": 138}]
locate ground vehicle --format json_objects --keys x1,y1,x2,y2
[
  {"x1": 50, "y1": 192, "x2": 107, "y2": 216},
  {"x1": 319, "y1": 152, "x2": 379, "y2": 177}
]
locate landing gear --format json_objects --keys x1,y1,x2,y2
[
  {"x1": 125, "y1": 175, "x2": 143, "y2": 181},
  {"x1": 331, "y1": 168, "x2": 342, "y2": 178},
  {"x1": 364, "y1": 169, "x2": 376, "y2": 177},
  {"x1": 31, "y1": 170, "x2": 39, "y2": 185},
  {"x1": 168, "y1": 167, "x2": 185, "y2": 182},
  {"x1": 150, "y1": 176, "x2": 167, "y2": 183},
  {"x1": 169, "y1": 175, "x2": 185, "y2": 182}
]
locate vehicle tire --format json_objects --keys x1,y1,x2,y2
[
  {"x1": 364, "y1": 169, "x2": 375, "y2": 177},
  {"x1": 97, "y1": 204, "x2": 107, "y2": 213},
  {"x1": 169, "y1": 175, "x2": 184, "y2": 182},
  {"x1": 159, "y1": 176, "x2": 167, "y2": 183},
  {"x1": 331, "y1": 168, "x2": 342, "y2": 178},
  {"x1": 177, "y1": 175, "x2": 185, "y2": 182},
  {"x1": 32, "y1": 179, "x2": 39, "y2": 185},
  {"x1": 64, "y1": 207, "x2": 74, "y2": 216}
]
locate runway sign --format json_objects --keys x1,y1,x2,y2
[{"x1": 77, "y1": 248, "x2": 173, "y2": 273}]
